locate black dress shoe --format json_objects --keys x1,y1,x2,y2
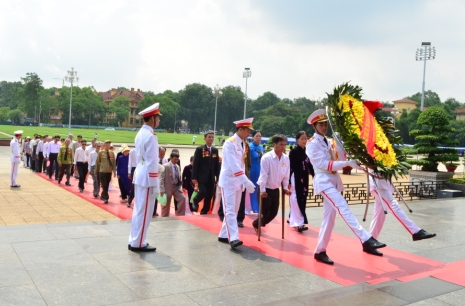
[
  {"x1": 130, "y1": 245, "x2": 156, "y2": 252},
  {"x1": 297, "y1": 225, "x2": 308, "y2": 233},
  {"x1": 362, "y1": 236, "x2": 386, "y2": 251},
  {"x1": 218, "y1": 237, "x2": 229, "y2": 243},
  {"x1": 128, "y1": 243, "x2": 149, "y2": 250},
  {"x1": 65, "y1": 182, "x2": 71, "y2": 186},
  {"x1": 230, "y1": 240, "x2": 243, "y2": 249},
  {"x1": 10, "y1": 185, "x2": 21, "y2": 188},
  {"x1": 364, "y1": 248, "x2": 383, "y2": 256},
  {"x1": 237, "y1": 221, "x2": 244, "y2": 228},
  {"x1": 104, "y1": 200, "x2": 108, "y2": 204},
  {"x1": 314, "y1": 252, "x2": 334, "y2": 265},
  {"x1": 413, "y1": 229, "x2": 436, "y2": 241}
]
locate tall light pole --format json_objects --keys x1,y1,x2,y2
[
  {"x1": 391, "y1": 106, "x2": 399, "y2": 125},
  {"x1": 415, "y1": 42, "x2": 436, "y2": 111},
  {"x1": 212, "y1": 84, "x2": 223, "y2": 146},
  {"x1": 243, "y1": 68, "x2": 251, "y2": 119},
  {"x1": 173, "y1": 107, "x2": 178, "y2": 133},
  {"x1": 64, "y1": 67, "x2": 79, "y2": 134}
]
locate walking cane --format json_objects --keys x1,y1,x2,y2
[
  {"x1": 363, "y1": 174, "x2": 370, "y2": 222},
  {"x1": 393, "y1": 184, "x2": 413, "y2": 213},
  {"x1": 281, "y1": 186, "x2": 285, "y2": 239},
  {"x1": 258, "y1": 194, "x2": 263, "y2": 241}
]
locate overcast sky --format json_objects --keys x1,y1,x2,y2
[{"x1": 1, "y1": 0, "x2": 463, "y2": 103}]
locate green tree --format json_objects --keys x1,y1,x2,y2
[
  {"x1": 20, "y1": 73, "x2": 43, "y2": 119},
  {"x1": 0, "y1": 81, "x2": 23, "y2": 109},
  {"x1": 178, "y1": 83, "x2": 215, "y2": 133},
  {"x1": 408, "y1": 107, "x2": 459, "y2": 171},
  {"x1": 0, "y1": 106, "x2": 10, "y2": 121},
  {"x1": 407, "y1": 90, "x2": 441, "y2": 108},
  {"x1": 251, "y1": 91, "x2": 280, "y2": 115},
  {"x1": 8, "y1": 109, "x2": 24, "y2": 123}
]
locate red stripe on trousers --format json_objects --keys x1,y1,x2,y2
[
  {"x1": 372, "y1": 190, "x2": 413, "y2": 234},
  {"x1": 221, "y1": 188, "x2": 231, "y2": 241},
  {"x1": 139, "y1": 188, "x2": 150, "y2": 248},
  {"x1": 321, "y1": 191, "x2": 363, "y2": 243}
]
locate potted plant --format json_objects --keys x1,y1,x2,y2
[
  {"x1": 408, "y1": 107, "x2": 459, "y2": 181},
  {"x1": 445, "y1": 161, "x2": 460, "y2": 173}
]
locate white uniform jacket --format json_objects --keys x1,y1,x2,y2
[
  {"x1": 306, "y1": 133, "x2": 348, "y2": 195},
  {"x1": 218, "y1": 133, "x2": 249, "y2": 191},
  {"x1": 369, "y1": 176, "x2": 395, "y2": 194},
  {"x1": 132, "y1": 125, "x2": 159, "y2": 188},
  {"x1": 10, "y1": 138, "x2": 21, "y2": 163}
]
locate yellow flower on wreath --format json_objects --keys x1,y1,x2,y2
[{"x1": 338, "y1": 94, "x2": 398, "y2": 168}]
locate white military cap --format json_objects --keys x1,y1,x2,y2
[
  {"x1": 14, "y1": 130, "x2": 23, "y2": 135},
  {"x1": 233, "y1": 117, "x2": 254, "y2": 129},
  {"x1": 139, "y1": 103, "x2": 162, "y2": 118},
  {"x1": 307, "y1": 109, "x2": 328, "y2": 125}
]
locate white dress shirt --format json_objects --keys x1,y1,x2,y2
[
  {"x1": 36, "y1": 140, "x2": 44, "y2": 155},
  {"x1": 128, "y1": 148, "x2": 137, "y2": 173},
  {"x1": 43, "y1": 142, "x2": 49, "y2": 158},
  {"x1": 29, "y1": 139, "x2": 36, "y2": 155},
  {"x1": 46, "y1": 141, "x2": 61, "y2": 157},
  {"x1": 74, "y1": 147, "x2": 88, "y2": 164},
  {"x1": 257, "y1": 149, "x2": 290, "y2": 193},
  {"x1": 88, "y1": 150, "x2": 98, "y2": 171}
]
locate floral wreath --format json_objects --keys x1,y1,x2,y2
[{"x1": 326, "y1": 82, "x2": 410, "y2": 180}]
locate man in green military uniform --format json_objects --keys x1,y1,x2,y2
[
  {"x1": 57, "y1": 139, "x2": 74, "y2": 186},
  {"x1": 95, "y1": 140, "x2": 116, "y2": 204}
]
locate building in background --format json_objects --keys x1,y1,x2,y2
[
  {"x1": 99, "y1": 88, "x2": 144, "y2": 127},
  {"x1": 392, "y1": 98, "x2": 418, "y2": 116}
]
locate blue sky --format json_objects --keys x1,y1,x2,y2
[{"x1": 0, "y1": 0, "x2": 463, "y2": 103}]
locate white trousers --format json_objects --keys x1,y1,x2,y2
[
  {"x1": 10, "y1": 162, "x2": 19, "y2": 186},
  {"x1": 128, "y1": 185, "x2": 156, "y2": 248},
  {"x1": 369, "y1": 189, "x2": 420, "y2": 239},
  {"x1": 289, "y1": 175, "x2": 304, "y2": 227},
  {"x1": 218, "y1": 187, "x2": 242, "y2": 241},
  {"x1": 315, "y1": 187, "x2": 371, "y2": 253}
]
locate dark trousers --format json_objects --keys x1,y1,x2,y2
[
  {"x1": 253, "y1": 188, "x2": 280, "y2": 228},
  {"x1": 128, "y1": 167, "x2": 136, "y2": 204},
  {"x1": 77, "y1": 162, "x2": 88, "y2": 190},
  {"x1": 48, "y1": 153, "x2": 58, "y2": 179},
  {"x1": 25, "y1": 153, "x2": 30, "y2": 167},
  {"x1": 194, "y1": 177, "x2": 214, "y2": 214},
  {"x1": 90, "y1": 166, "x2": 100, "y2": 196},
  {"x1": 58, "y1": 164, "x2": 71, "y2": 183},
  {"x1": 99, "y1": 172, "x2": 112, "y2": 200},
  {"x1": 36, "y1": 152, "x2": 44, "y2": 172},
  {"x1": 218, "y1": 190, "x2": 245, "y2": 222}
]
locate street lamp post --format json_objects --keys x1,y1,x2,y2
[
  {"x1": 415, "y1": 42, "x2": 436, "y2": 111},
  {"x1": 391, "y1": 106, "x2": 399, "y2": 125},
  {"x1": 242, "y1": 68, "x2": 251, "y2": 119},
  {"x1": 212, "y1": 84, "x2": 223, "y2": 146},
  {"x1": 64, "y1": 67, "x2": 79, "y2": 134},
  {"x1": 173, "y1": 108, "x2": 178, "y2": 133}
]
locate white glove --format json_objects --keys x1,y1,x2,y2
[
  {"x1": 150, "y1": 185, "x2": 160, "y2": 197},
  {"x1": 347, "y1": 160, "x2": 362, "y2": 170},
  {"x1": 244, "y1": 180, "x2": 256, "y2": 193}
]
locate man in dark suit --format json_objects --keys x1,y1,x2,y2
[{"x1": 192, "y1": 131, "x2": 220, "y2": 214}]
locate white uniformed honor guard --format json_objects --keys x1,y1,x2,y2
[
  {"x1": 218, "y1": 118, "x2": 256, "y2": 249},
  {"x1": 306, "y1": 109, "x2": 387, "y2": 265},
  {"x1": 128, "y1": 103, "x2": 162, "y2": 252},
  {"x1": 10, "y1": 130, "x2": 23, "y2": 188},
  {"x1": 369, "y1": 176, "x2": 436, "y2": 242}
]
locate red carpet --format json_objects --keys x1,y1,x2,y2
[
  {"x1": 36, "y1": 171, "x2": 134, "y2": 220},
  {"x1": 176, "y1": 214, "x2": 456, "y2": 286},
  {"x1": 36, "y1": 171, "x2": 462, "y2": 287}
]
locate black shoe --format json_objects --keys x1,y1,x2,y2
[
  {"x1": 104, "y1": 200, "x2": 108, "y2": 204},
  {"x1": 10, "y1": 185, "x2": 21, "y2": 188},
  {"x1": 128, "y1": 243, "x2": 149, "y2": 250},
  {"x1": 218, "y1": 237, "x2": 229, "y2": 243},
  {"x1": 126, "y1": 202, "x2": 131, "y2": 208},
  {"x1": 58, "y1": 180, "x2": 61, "y2": 185},
  {"x1": 219, "y1": 216, "x2": 224, "y2": 222},
  {"x1": 79, "y1": 188, "x2": 83, "y2": 192},
  {"x1": 49, "y1": 176, "x2": 52, "y2": 179},
  {"x1": 362, "y1": 237, "x2": 386, "y2": 251},
  {"x1": 229, "y1": 239, "x2": 243, "y2": 249},
  {"x1": 93, "y1": 194, "x2": 98, "y2": 198},
  {"x1": 237, "y1": 221, "x2": 244, "y2": 228},
  {"x1": 314, "y1": 252, "x2": 334, "y2": 265},
  {"x1": 364, "y1": 248, "x2": 384, "y2": 256},
  {"x1": 65, "y1": 182, "x2": 71, "y2": 186},
  {"x1": 412, "y1": 229, "x2": 436, "y2": 241},
  {"x1": 129, "y1": 245, "x2": 156, "y2": 252},
  {"x1": 297, "y1": 225, "x2": 308, "y2": 233}
]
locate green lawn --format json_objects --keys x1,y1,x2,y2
[{"x1": 0, "y1": 125, "x2": 202, "y2": 145}]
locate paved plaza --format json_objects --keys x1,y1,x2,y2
[{"x1": 0, "y1": 145, "x2": 464, "y2": 305}]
